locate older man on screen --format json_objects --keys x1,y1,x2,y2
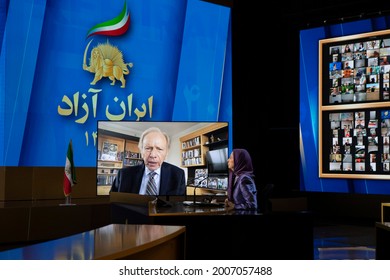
[{"x1": 110, "y1": 127, "x2": 186, "y2": 196}]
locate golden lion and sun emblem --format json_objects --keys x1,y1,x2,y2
[{"x1": 83, "y1": 39, "x2": 133, "y2": 88}]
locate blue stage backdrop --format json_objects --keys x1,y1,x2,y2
[
  {"x1": 300, "y1": 16, "x2": 390, "y2": 195},
  {"x1": 0, "y1": 0, "x2": 232, "y2": 167}
]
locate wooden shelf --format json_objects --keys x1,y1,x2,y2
[
  {"x1": 97, "y1": 131, "x2": 141, "y2": 195},
  {"x1": 179, "y1": 123, "x2": 228, "y2": 168},
  {"x1": 179, "y1": 123, "x2": 229, "y2": 196}
]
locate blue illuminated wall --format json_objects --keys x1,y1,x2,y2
[
  {"x1": 300, "y1": 16, "x2": 390, "y2": 195},
  {"x1": 0, "y1": 0, "x2": 232, "y2": 167}
]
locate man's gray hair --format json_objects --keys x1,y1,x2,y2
[{"x1": 138, "y1": 126, "x2": 171, "y2": 150}]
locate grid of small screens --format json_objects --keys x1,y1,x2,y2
[
  {"x1": 324, "y1": 109, "x2": 390, "y2": 173},
  {"x1": 325, "y1": 38, "x2": 390, "y2": 105}
]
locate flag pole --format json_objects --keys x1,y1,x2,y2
[
  {"x1": 60, "y1": 194, "x2": 76, "y2": 206},
  {"x1": 60, "y1": 139, "x2": 77, "y2": 206}
]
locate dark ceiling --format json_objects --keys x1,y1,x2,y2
[{"x1": 232, "y1": 1, "x2": 390, "y2": 29}]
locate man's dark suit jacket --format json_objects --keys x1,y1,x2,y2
[{"x1": 110, "y1": 162, "x2": 186, "y2": 196}]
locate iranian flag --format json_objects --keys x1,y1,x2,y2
[
  {"x1": 86, "y1": 1, "x2": 130, "y2": 38},
  {"x1": 64, "y1": 140, "x2": 77, "y2": 197}
]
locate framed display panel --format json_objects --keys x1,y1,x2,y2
[{"x1": 319, "y1": 29, "x2": 390, "y2": 179}]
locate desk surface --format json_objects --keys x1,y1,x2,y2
[
  {"x1": 0, "y1": 224, "x2": 185, "y2": 260},
  {"x1": 376, "y1": 221, "x2": 390, "y2": 231},
  {"x1": 110, "y1": 192, "x2": 235, "y2": 216},
  {"x1": 149, "y1": 200, "x2": 232, "y2": 216}
]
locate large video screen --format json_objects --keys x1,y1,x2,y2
[
  {"x1": 300, "y1": 15, "x2": 390, "y2": 194},
  {"x1": 0, "y1": 0, "x2": 232, "y2": 168},
  {"x1": 319, "y1": 30, "x2": 390, "y2": 179},
  {"x1": 97, "y1": 121, "x2": 230, "y2": 196}
]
